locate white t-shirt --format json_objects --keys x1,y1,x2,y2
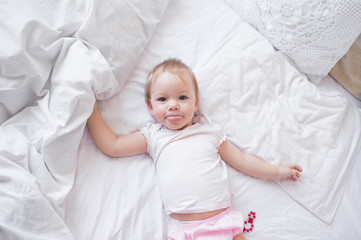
[{"x1": 140, "y1": 115, "x2": 232, "y2": 215}]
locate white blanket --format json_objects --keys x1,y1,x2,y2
[
  {"x1": 1, "y1": 0, "x2": 360, "y2": 239},
  {"x1": 0, "y1": 0, "x2": 168, "y2": 238}
]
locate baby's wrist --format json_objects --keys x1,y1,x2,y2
[{"x1": 274, "y1": 166, "x2": 281, "y2": 180}]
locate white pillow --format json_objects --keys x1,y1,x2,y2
[{"x1": 225, "y1": 0, "x2": 361, "y2": 84}]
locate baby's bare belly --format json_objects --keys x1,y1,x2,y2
[{"x1": 170, "y1": 208, "x2": 227, "y2": 221}]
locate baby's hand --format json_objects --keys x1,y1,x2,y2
[{"x1": 277, "y1": 164, "x2": 303, "y2": 181}]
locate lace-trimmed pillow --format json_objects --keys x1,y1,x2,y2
[{"x1": 225, "y1": 0, "x2": 361, "y2": 84}]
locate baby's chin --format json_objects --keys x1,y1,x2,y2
[{"x1": 163, "y1": 121, "x2": 193, "y2": 130}]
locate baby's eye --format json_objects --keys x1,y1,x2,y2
[
  {"x1": 157, "y1": 97, "x2": 167, "y2": 102},
  {"x1": 179, "y1": 95, "x2": 188, "y2": 100}
]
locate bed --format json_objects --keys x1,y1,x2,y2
[{"x1": 1, "y1": 0, "x2": 360, "y2": 239}]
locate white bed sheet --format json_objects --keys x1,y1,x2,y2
[
  {"x1": 0, "y1": 0, "x2": 360, "y2": 239},
  {"x1": 63, "y1": 0, "x2": 361, "y2": 239}
]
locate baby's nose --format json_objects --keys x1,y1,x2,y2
[{"x1": 168, "y1": 100, "x2": 179, "y2": 110}]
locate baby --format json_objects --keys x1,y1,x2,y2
[{"x1": 87, "y1": 58, "x2": 302, "y2": 240}]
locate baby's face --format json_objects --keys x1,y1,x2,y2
[{"x1": 147, "y1": 71, "x2": 198, "y2": 130}]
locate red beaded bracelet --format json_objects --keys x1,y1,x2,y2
[{"x1": 243, "y1": 211, "x2": 256, "y2": 233}]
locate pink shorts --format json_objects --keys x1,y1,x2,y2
[{"x1": 167, "y1": 208, "x2": 244, "y2": 240}]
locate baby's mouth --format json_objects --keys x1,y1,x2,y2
[{"x1": 167, "y1": 115, "x2": 182, "y2": 122}]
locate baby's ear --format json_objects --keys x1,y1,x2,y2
[
  {"x1": 195, "y1": 98, "x2": 199, "y2": 112},
  {"x1": 146, "y1": 99, "x2": 154, "y2": 114}
]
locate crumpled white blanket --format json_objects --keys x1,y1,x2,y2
[{"x1": 0, "y1": 0, "x2": 168, "y2": 238}]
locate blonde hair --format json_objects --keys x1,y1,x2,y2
[{"x1": 145, "y1": 58, "x2": 199, "y2": 103}]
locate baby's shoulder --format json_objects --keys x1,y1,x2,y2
[{"x1": 140, "y1": 121, "x2": 162, "y2": 135}]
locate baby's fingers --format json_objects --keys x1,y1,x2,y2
[
  {"x1": 289, "y1": 169, "x2": 301, "y2": 181},
  {"x1": 290, "y1": 163, "x2": 303, "y2": 173}
]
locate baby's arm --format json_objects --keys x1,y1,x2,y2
[
  {"x1": 86, "y1": 102, "x2": 147, "y2": 158},
  {"x1": 219, "y1": 140, "x2": 302, "y2": 181}
]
